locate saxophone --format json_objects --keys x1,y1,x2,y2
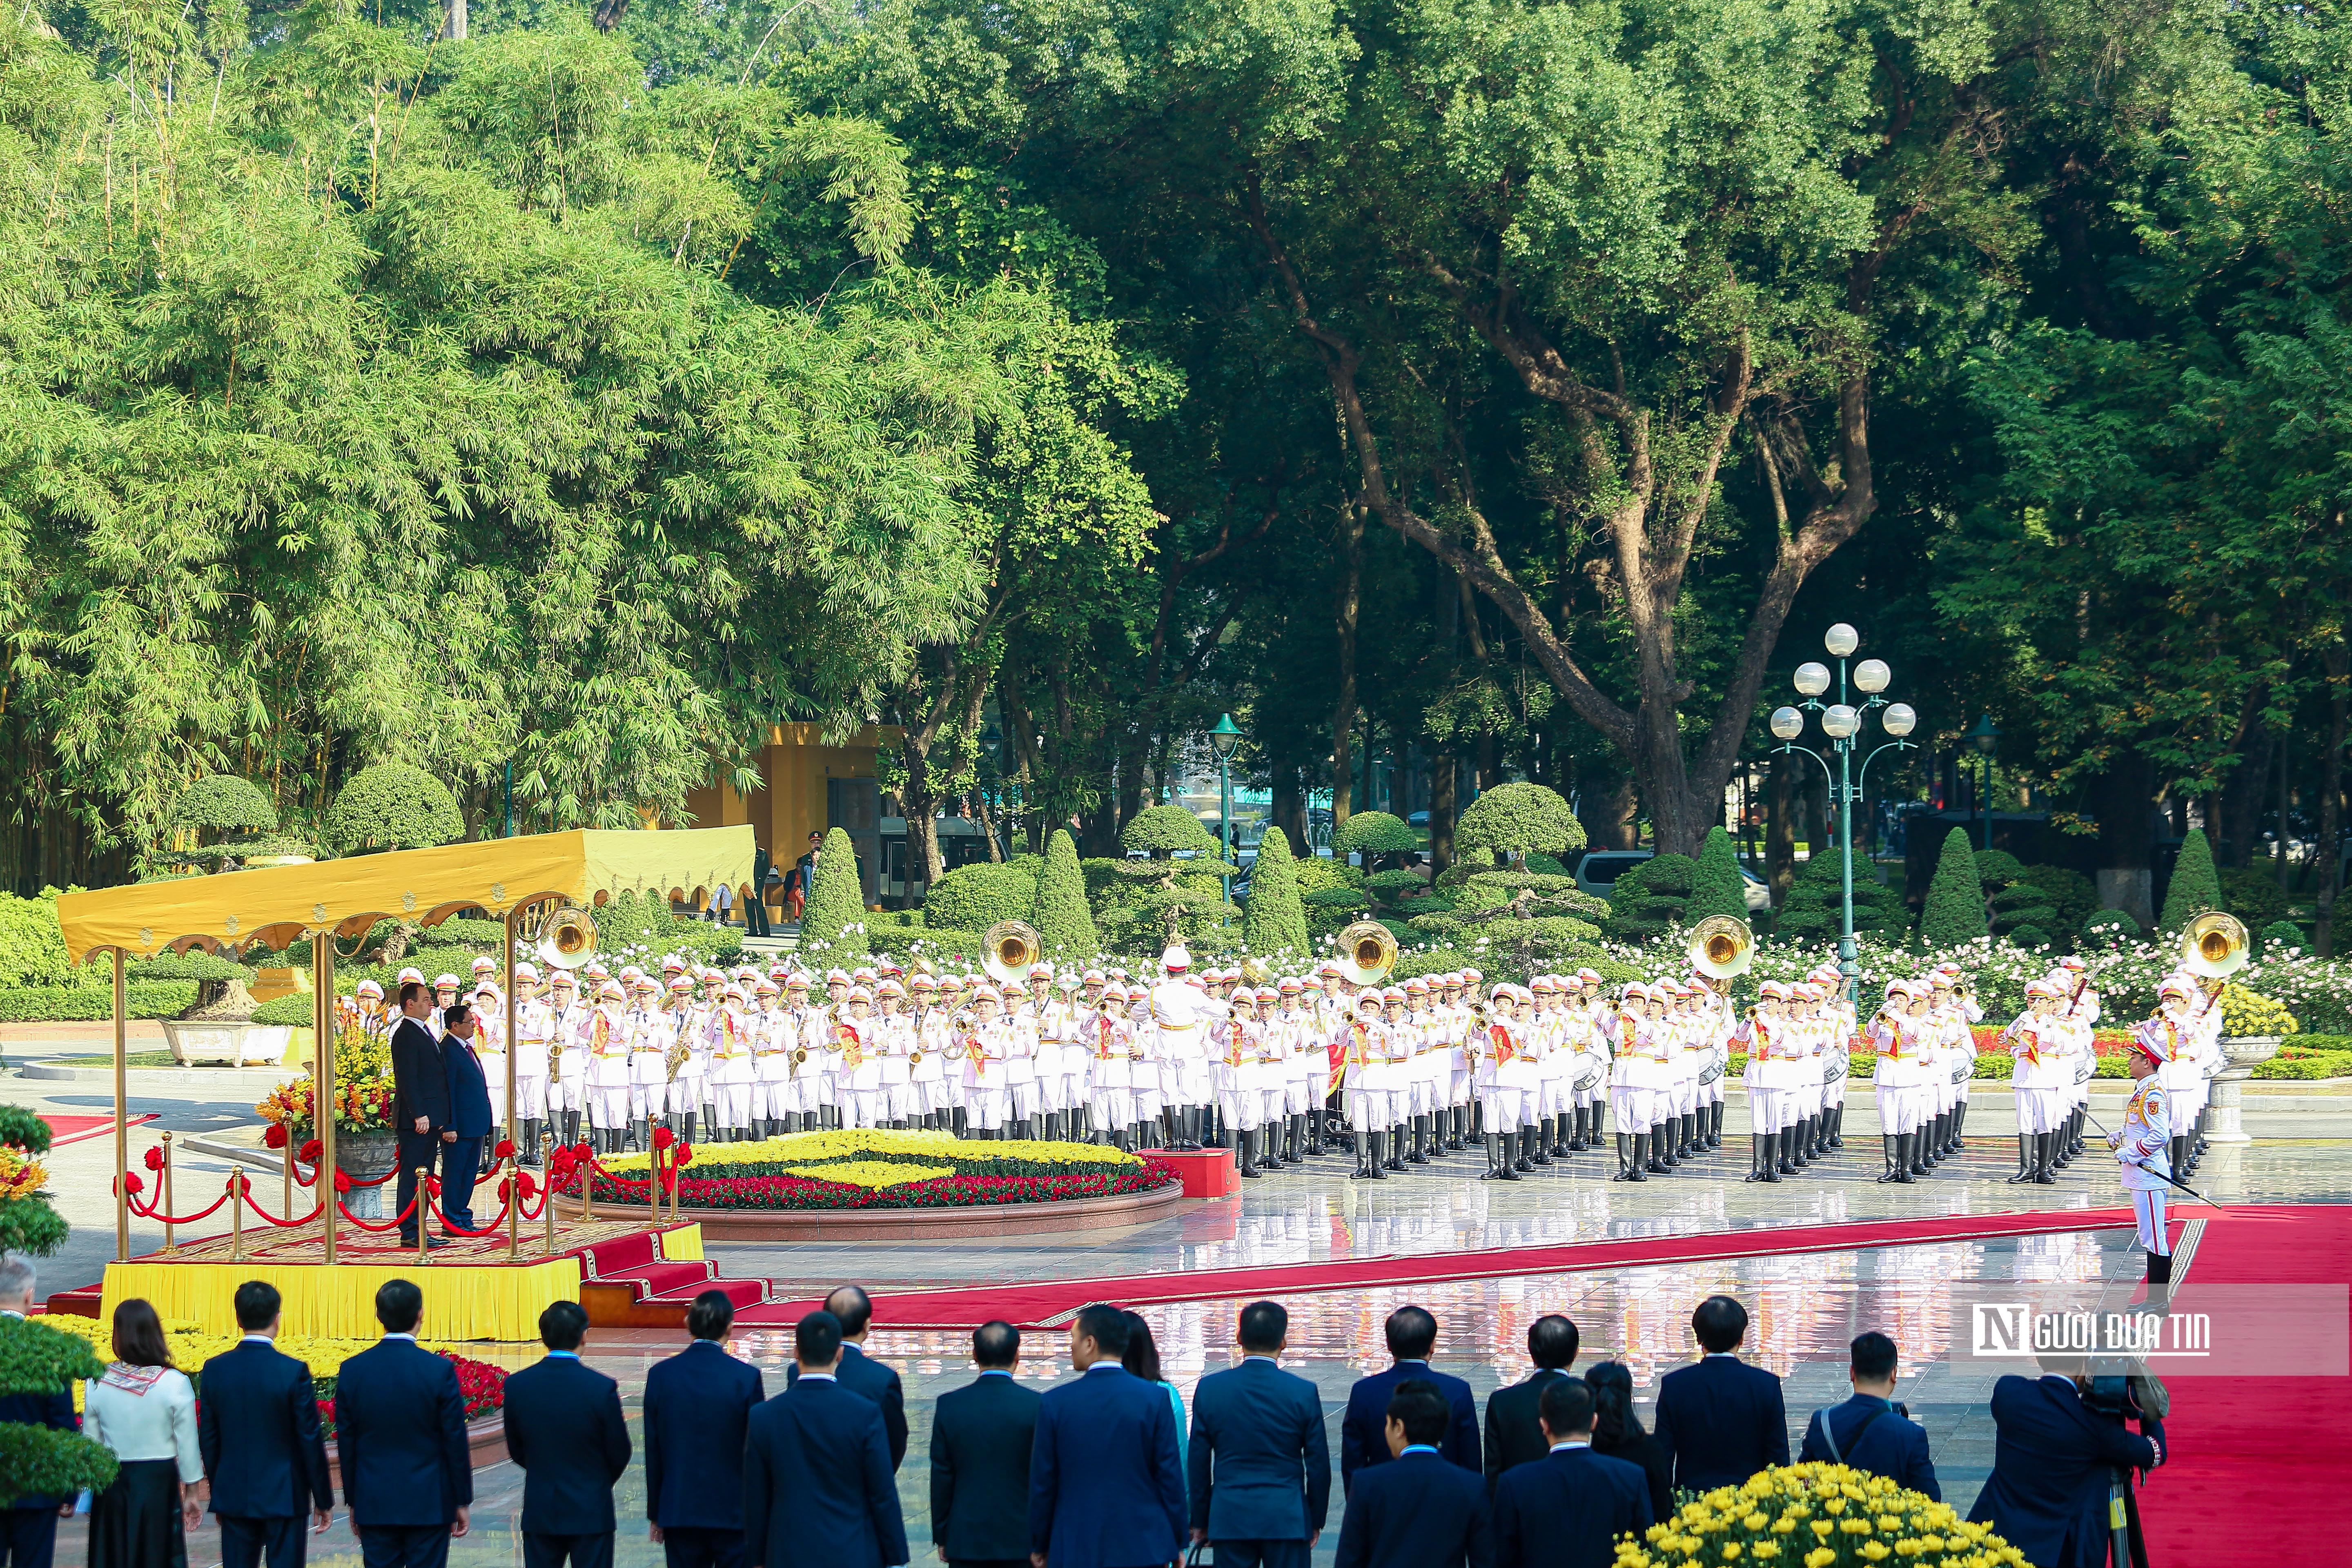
[{"x1": 664, "y1": 1008, "x2": 694, "y2": 1080}]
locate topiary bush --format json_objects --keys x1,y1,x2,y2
[
  {"x1": 2159, "y1": 827, "x2": 2222, "y2": 935},
  {"x1": 923, "y1": 860, "x2": 1042, "y2": 934},
  {"x1": 2005, "y1": 924, "x2": 2051, "y2": 951},
  {"x1": 170, "y1": 775, "x2": 277, "y2": 835},
  {"x1": 800, "y1": 827, "x2": 871, "y2": 961},
  {"x1": 594, "y1": 889, "x2": 740, "y2": 969},
  {"x1": 2261, "y1": 918, "x2": 2307, "y2": 955},
  {"x1": 1241, "y1": 827, "x2": 1310, "y2": 962},
  {"x1": 1774, "y1": 852, "x2": 1903, "y2": 942},
  {"x1": 2016, "y1": 864, "x2": 2098, "y2": 937},
  {"x1": 1454, "y1": 782, "x2": 1584, "y2": 867},
  {"x1": 2081, "y1": 908, "x2": 2142, "y2": 947},
  {"x1": 322, "y1": 764, "x2": 465, "y2": 856},
  {"x1": 1919, "y1": 827, "x2": 1989, "y2": 946},
  {"x1": 1332, "y1": 811, "x2": 1419, "y2": 869},
  {"x1": 1033, "y1": 830, "x2": 1102, "y2": 961},
  {"x1": 2218, "y1": 866, "x2": 2292, "y2": 933},
  {"x1": 0, "y1": 1317, "x2": 119, "y2": 1504},
  {"x1": 1604, "y1": 854, "x2": 1697, "y2": 942},
  {"x1": 1989, "y1": 882, "x2": 2060, "y2": 942},
  {"x1": 1688, "y1": 827, "x2": 1749, "y2": 924}
]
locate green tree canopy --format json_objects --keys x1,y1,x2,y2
[{"x1": 322, "y1": 766, "x2": 466, "y2": 857}]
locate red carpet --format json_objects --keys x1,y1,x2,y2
[
  {"x1": 2139, "y1": 1203, "x2": 2352, "y2": 1566},
  {"x1": 41, "y1": 1113, "x2": 155, "y2": 1148},
  {"x1": 739, "y1": 1206, "x2": 2140, "y2": 1330}
]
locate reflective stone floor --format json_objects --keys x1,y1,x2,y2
[{"x1": 48, "y1": 1133, "x2": 2343, "y2": 1568}]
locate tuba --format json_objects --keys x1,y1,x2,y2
[
  {"x1": 535, "y1": 905, "x2": 599, "y2": 971},
  {"x1": 1335, "y1": 920, "x2": 1398, "y2": 987},
  {"x1": 2180, "y1": 911, "x2": 2249, "y2": 982},
  {"x1": 1688, "y1": 915, "x2": 1754, "y2": 986},
  {"x1": 982, "y1": 920, "x2": 1042, "y2": 987}
]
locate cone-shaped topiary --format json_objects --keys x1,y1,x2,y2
[
  {"x1": 800, "y1": 826, "x2": 869, "y2": 960},
  {"x1": 1243, "y1": 827, "x2": 1311, "y2": 962},
  {"x1": 2159, "y1": 828, "x2": 2222, "y2": 935},
  {"x1": 1773, "y1": 851, "x2": 1902, "y2": 942},
  {"x1": 1688, "y1": 827, "x2": 1749, "y2": 923},
  {"x1": 1032, "y1": 829, "x2": 1101, "y2": 961},
  {"x1": 322, "y1": 764, "x2": 464, "y2": 856},
  {"x1": 1603, "y1": 854, "x2": 1698, "y2": 941},
  {"x1": 1455, "y1": 782, "x2": 1584, "y2": 867},
  {"x1": 1919, "y1": 826, "x2": 1990, "y2": 946}
]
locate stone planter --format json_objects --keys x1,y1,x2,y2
[
  {"x1": 2207, "y1": 1034, "x2": 2283, "y2": 1143},
  {"x1": 160, "y1": 1021, "x2": 291, "y2": 1067},
  {"x1": 335, "y1": 1128, "x2": 400, "y2": 1221}
]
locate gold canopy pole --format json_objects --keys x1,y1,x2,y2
[
  {"x1": 112, "y1": 948, "x2": 127, "y2": 1263},
  {"x1": 314, "y1": 929, "x2": 336, "y2": 1266},
  {"x1": 505, "y1": 903, "x2": 522, "y2": 1263}
]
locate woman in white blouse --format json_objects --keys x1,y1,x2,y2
[{"x1": 81, "y1": 1298, "x2": 203, "y2": 1568}]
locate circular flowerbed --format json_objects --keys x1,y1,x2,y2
[
  {"x1": 1621, "y1": 1462, "x2": 2021, "y2": 1567},
  {"x1": 42, "y1": 1315, "x2": 506, "y2": 1435},
  {"x1": 592, "y1": 1129, "x2": 1181, "y2": 1212}
]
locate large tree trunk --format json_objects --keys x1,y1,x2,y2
[
  {"x1": 1272, "y1": 769, "x2": 1308, "y2": 859},
  {"x1": 1331, "y1": 506, "x2": 1364, "y2": 829},
  {"x1": 2218, "y1": 728, "x2": 2274, "y2": 869},
  {"x1": 1429, "y1": 754, "x2": 1458, "y2": 872},
  {"x1": 2093, "y1": 748, "x2": 2158, "y2": 930},
  {"x1": 1767, "y1": 754, "x2": 1796, "y2": 904},
  {"x1": 2318, "y1": 641, "x2": 2348, "y2": 957}
]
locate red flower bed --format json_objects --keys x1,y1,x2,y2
[
  {"x1": 586, "y1": 1158, "x2": 1183, "y2": 1212},
  {"x1": 314, "y1": 1352, "x2": 507, "y2": 1439}
]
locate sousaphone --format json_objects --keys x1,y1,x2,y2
[
  {"x1": 1335, "y1": 920, "x2": 1399, "y2": 987},
  {"x1": 982, "y1": 920, "x2": 1042, "y2": 988}
]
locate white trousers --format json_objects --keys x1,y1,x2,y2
[
  {"x1": 967, "y1": 1086, "x2": 1011, "y2": 1130},
  {"x1": 2132, "y1": 1188, "x2": 2171, "y2": 1255},
  {"x1": 1609, "y1": 1084, "x2": 1659, "y2": 1133},
  {"x1": 1748, "y1": 1087, "x2": 1789, "y2": 1135},
  {"x1": 2015, "y1": 1085, "x2": 2065, "y2": 1134},
  {"x1": 1349, "y1": 1088, "x2": 1400, "y2": 1129},
  {"x1": 586, "y1": 1085, "x2": 631, "y2": 1128},
  {"x1": 713, "y1": 1082, "x2": 757, "y2": 1129},
  {"x1": 1287, "y1": 1077, "x2": 1322, "y2": 1118},
  {"x1": 666, "y1": 1073, "x2": 707, "y2": 1116},
  {"x1": 512, "y1": 1072, "x2": 548, "y2": 1121},
  {"x1": 1479, "y1": 1088, "x2": 1527, "y2": 1129},
  {"x1": 1875, "y1": 1082, "x2": 1924, "y2": 1136},
  {"x1": 1092, "y1": 1087, "x2": 1134, "y2": 1128}
]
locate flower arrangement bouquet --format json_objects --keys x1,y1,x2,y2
[
  {"x1": 253, "y1": 1007, "x2": 398, "y2": 1136},
  {"x1": 1619, "y1": 1463, "x2": 2023, "y2": 1567}
]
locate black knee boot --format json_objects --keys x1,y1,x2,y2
[
  {"x1": 1789, "y1": 1118, "x2": 1811, "y2": 1169},
  {"x1": 2034, "y1": 1130, "x2": 2058, "y2": 1183},
  {"x1": 1611, "y1": 1131, "x2": 1633, "y2": 1180},
  {"x1": 1707, "y1": 1102, "x2": 1724, "y2": 1149},
  {"x1": 1481, "y1": 1131, "x2": 1506, "y2": 1179},
  {"x1": 1912, "y1": 1122, "x2": 1934, "y2": 1175},
  {"x1": 1386, "y1": 1125, "x2": 1408, "y2": 1171},
  {"x1": 1829, "y1": 1104, "x2": 1846, "y2": 1149},
  {"x1": 1877, "y1": 1133, "x2": 1902, "y2": 1182},
  {"x1": 1572, "y1": 1106, "x2": 1592, "y2": 1151},
  {"x1": 2007, "y1": 1131, "x2": 2034, "y2": 1181},
  {"x1": 1238, "y1": 1129, "x2": 1261, "y2": 1178},
  {"x1": 1778, "y1": 1125, "x2": 1799, "y2": 1175},
  {"x1": 1528, "y1": 1121, "x2": 1552, "y2": 1166},
  {"x1": 1407, "y1": 1114, "x2": 1431, "y2": 1165},
  {"x1": 1628, "y1": 1131, "x2": 1650, "y2": 1180},
  {"x1": 1500, "y1": 1131, "x2": 1525, "y2": 1179},
  {"x1": 561, "y1": 1109, "x2": 581, "y2": 1149},
  {"x1": 1744, "y1": 1132, "x2": 1769, "y2": 1182}
]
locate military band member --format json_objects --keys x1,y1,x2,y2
[
  {"x1": 962, "y1": 984, "x2": 1013, "y2": 1135},
  {"x1": 2004, "y1": 979, "x2": 2068, "y2": 1185},
  {"x1": 1343, "y1": 992, "x2": 1391, "y2": 1180},
  {"x1": 1150, "y1": 945, "x2": 1210, "y2": 1150}
]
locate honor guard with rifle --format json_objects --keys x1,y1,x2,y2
[{"x1": 2114, "y1": 984, "x2": 2186, "y2": 1293}]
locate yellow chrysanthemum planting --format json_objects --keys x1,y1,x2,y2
[
  {"x1": 780, "y1": 1160, "x2": 957, "y2": 1189},
  {"x1": 42, "y1": 1316, "x2": 478, "y2": 1412},
  {"x1": 1609, "y1": 1465, "x2": 2026, "y2": 1568}
]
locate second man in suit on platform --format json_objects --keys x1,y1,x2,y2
[
  {"x1": 1187, "y1": 1301, "x2": 1330, "y2": 1568},
  {"x1": 929, "y1": 1321, "x2": 1040, "y2": 1568}
]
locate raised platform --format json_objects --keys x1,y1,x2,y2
[{"x1": 59, "y1": 1221, "x2": 747, "y2": 1339}]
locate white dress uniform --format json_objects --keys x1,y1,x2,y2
[
  {"x1": 1869, "y1": 997, "x2": 1926, "y2": 1138},
  {"x1": 512, "y1": 991, "x2": 552, "y2": 1123},
  {"x1": 2114, "y1": 1018, "x2": 2178, "y2": 1267},
  {"x1": 962, "y1": 1011, "x2": 1013, "y2": 1131},
  {"x1": 548, "y1": 993, "x2": 589, "y2": 1120},
  {"x1": 2007, "y1": 1006, "x2": 2068, "y2": 1136},
  {"x1": 705, "y1": 1001, "x2": 757, "y2": 1136},
  {"x1": 910, "y1": 1005, "x2": 951, "y2": 1120},
  {"x1": 1150, "y1": 966, "x2": 1211, "y2": 1128},
  {"x1": 1089, "y1": 1005, "x2": 1132, "y2": 1134},
  {"x1": 584, "y1": 996, "x2": 633, "y2": 1135}
]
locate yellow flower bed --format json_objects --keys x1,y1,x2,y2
[
  {"x1": 41, "y1": 1316, "x2": 473, "y2": 1412},
  {"x1": 1617, "y1": 1463, "x2": 2025, "y2": 1568},
  {"x1": 780, "y1": 1160, "x2": 958, "y2": 1189},
  {"x1": 602, "y1": 1128, "x2": 1141, "y2": 1175}
]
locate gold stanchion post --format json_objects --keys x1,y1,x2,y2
[
  {"x1": 228, "y1": 1171, "x2": 245, "y2": 1263},
  {"x1": 112, "y1": 948, "x2": 127, "y2": 1262},
  {"x1": 159, "y1": 1133, "x2": 175, "y2": 1255},
  {"x1": 505, "y1": 904, "x2": 523, "y2": 1264},
  {"x1": 314, "y1": 931, "x2": 338, "y2": 1265},
  {"x1": 416, "y1": 1169, "x2": 431, "y2": 1265}
]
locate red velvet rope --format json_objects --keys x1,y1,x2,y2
[
  {"x1": 123, "y1": 1186, "x2": 233, "y2": 1226},
  {"x1": 336, "y1": 1193, "x2": 421, "y2": 1232},
  {"x1": 240, "y1": 1186, "x2": 327, "y2": 1228}
]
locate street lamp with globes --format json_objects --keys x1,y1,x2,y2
[
  {"x1": 1208, "y1": 713, "x2": 1243, "y2": 914},
  {"x1": 1770, "y1": 625, "x2": 1918, "y2": 1004}
]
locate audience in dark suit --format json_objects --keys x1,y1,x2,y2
[
  {"x1": 1652, "y1": 1295, "x2": 1788, "y2": 1493},
  {"x1": 784, "y1": 1286, "x2": 908, "y2": 1472},
  {"x1": 1332, "y1": 1379, "x2": 1491, "y2": 1568},
  {"x1": 1490, "y1": 1381, "x2": 1653, "y2": 1568},
  {"x1": 1482, "y1": 1315, "x2": 1578, "y2": 1494},
  {"x1": 388, "y1": 982, "x2": 451, "y2": 1248},
  {"x1": 503, "y1": 1301, "x2": 631, "y2": 1568},
  {"x1": 1187, "y1": 1301, "x2": 1331, "y2": 1568},
  {"x1": 1798, "y1": 1333, "x2": 1939, "y2": 1500},
  {"x1": 196, "y1": 1281, "x2": 333, "y2": 1568},
  {"x1": 645, "y1": 1292, "x2": 766, "y2": 1568},
  {"x1": 1027, "y1": 1304, "x2": 1185, "y2": 1568},
  {"x1": 331, "y1": 1280, "x2": 472, "y2": 1568},
  {"x1": 929, "y1": 1321, "x2": 1040, "y2": 1568},
  {"x1": 1968, "y1": 1359, "x2": 2163, "y2": 1568},
  {"x1": 0, "y1": 1256, "x2": 81, "y2": 1568},
  {"x1": 1340, "y1": 1306, "x2": 1480, "y2": 1493},
  {"x1": 437, "y1": 1005, "x2": 497, "y2": 1232},
  {"x1": 1581, "y1": 1363, "x2": 1672, "y2": 1528},
  {"x1": 743, "y1": 1312, "x2": 907, "y2": 1568}
]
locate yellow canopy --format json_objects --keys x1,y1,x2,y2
[{"x1": 56, "y1": 827, "x2": 759, "y2": 961}]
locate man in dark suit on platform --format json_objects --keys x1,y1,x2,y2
[
  {"x1": 744, "y1": 1311, "x2": 907, "y2": 1568},
  {"x1": 646, "y1": 1291, "x2": 766, "y2": 1568},
  {"x1": 1188, "y1": 1301, "x2": 1330, "y2": 1568},
  {"x1": 749, "y1": 846, "x2": 773, "y2": 938},
  {"x1": 1799, "y1": 1332, "x2": 1939, "y2": 1499},
  {"x1": 389, "y1": 981, "x2": 452, "y2": 1248},
  {"x1": 1028, "y1": 1304, "x2": 1185, "y2": 1568},
  {"x1": 503, "y1": 1301, "x2": 632, "y2": 1568},
  {"x1": 784, "y1": 1285, "x2": 908, "y2": 1470},
  {"x1": 1490, "y1": 1381, "x2": 1652, "y2": 1568},
  {"x1": 198, "y1": 1280, "x2": 333, "y2": 1568},
  {"x1": 1653, "y1": 1296, "x2": 1788, "y2": 1493},
  {"x1": 439, "y1": 1004, "x2": 496, "y2": 1232},
  {"x1": 1341, "y1": 1305, "x2": 1479, "y2": 1494},
  {"x1": 1483, "y1": 1314, "x2": 1579, "y2": 1494},
  {"x1": 333, "y1": 1279, "x2": 472, "y2": 1568},
  {"x1": 929, "y1": 1320, "x2": 1040, "y2": 1568},
  {"x1": 1333, "y1": 1381, "x2": 1490, "y2": 1568},
  {"x1": 1968, "y1": 1356, "x2": 2163, "y2": 1568},
  {"x1": 0, "y1": 1254, "x2": 79, "y2": 1568}
]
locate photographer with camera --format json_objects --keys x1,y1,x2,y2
[{"x1": 1968, "y1": 1349, "x2": 2164, "y2": 1568}]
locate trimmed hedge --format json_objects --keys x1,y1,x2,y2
[{"x1": 0, "y1": 983, "x2": 200, "y2": 1021}]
